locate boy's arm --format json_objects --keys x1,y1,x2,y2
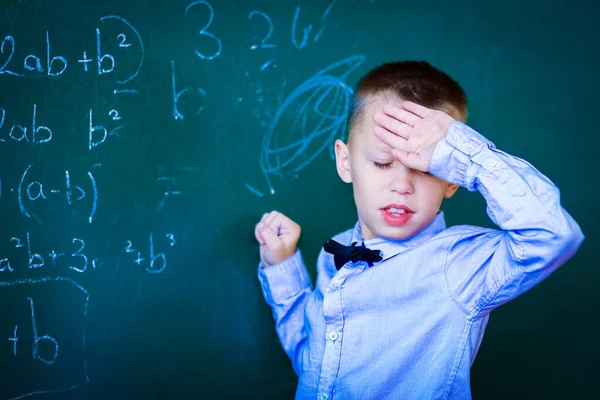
[
  {"x1": 430, "y1": 121, "x2": 585, "y2": 315},
  {"x1": 258, "y1": 250, "x2": 313, "y2": 375}
]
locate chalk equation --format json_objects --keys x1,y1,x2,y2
[
  {"x1": 0, "y1": 164, "x2": 99, "y2": 224},
  {"x1": 0, "y1": 16, "x2": 143, "y2": 83},
  {"x1": 0, "y1": 104, "x2": 131, "y2": 152},
  {"x1": 0, "y1": 16, "x2": 142, "y2": 153},
  {"x1": 0, "y1": 232, "x2": 175, "y2": 275},
  {"x1": 0, "y1": 277, "x2": 89, "y2": 400},
  {"x1": 124, "y1": 232, "x2": 176, "y2": 274}
]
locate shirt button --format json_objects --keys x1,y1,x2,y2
[
  {"x1": 329, "y1": 331, "x2": 338, "y2": 341},
  {"x1": 321, "y1": 394, "x2": 329, "y2": 400}
]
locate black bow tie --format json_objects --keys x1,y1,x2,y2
[{"x1": 323, "y1": 239, "x2": 383, "y2": 270}]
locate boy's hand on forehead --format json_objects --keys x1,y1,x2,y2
[
  {"x1": 255, "y1": 211, "x2": 301, "y2": 267},
  {"x1": 373, "y1": 101, "x2": 455, "y2": 172}
]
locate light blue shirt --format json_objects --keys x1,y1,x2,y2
[{"x1": 258, "y1": 121, "x2": 584, "y2": 400}]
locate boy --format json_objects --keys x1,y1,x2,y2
[{"x1": 254, "y1": 61, "x2": 584, "y2": 399}]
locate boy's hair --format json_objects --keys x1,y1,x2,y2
[{"x1": 348, "y1": 61, "x2": 467, "y2": 143}]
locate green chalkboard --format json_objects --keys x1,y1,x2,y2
[{"x1": 0, "y1": 0, "x2": 597, "y2": 399}]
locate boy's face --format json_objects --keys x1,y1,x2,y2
[{"x1": 335, "y1": 95, "x2": 458, "y2": 240}]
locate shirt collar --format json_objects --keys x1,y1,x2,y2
[{"x1": 348, "y1": 211, "x2": 447, "y2": 262}]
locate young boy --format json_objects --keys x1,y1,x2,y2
[{"x1": 254, "y1": 61, "x2": 584, "y2": 399}]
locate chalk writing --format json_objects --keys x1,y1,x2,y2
[
  {"x1": 1, "y1": 16, "x2": 142, "y2": 79},
  {"x1": 28, "y1": 297, "x2": 59, "y2": 365},
  {"x1": 258, "y1": 55, "x2": 364, "y2": 194},
  {"x1": 291, "y1": 1, "x2": 337, "y2": 49},
  {"x1": 0, "y1": 36, "x2": 20, "y2": 76},
  {"x1": 0, "y1": 277, "x2": 89, "y2": 400},
  {"x1": 7, "y1": 164, "x2": 100, "y2": 224},
  {"x1": 171, "y1": 60, "x2": 207, "y2": 121},
  {"x1": 155, "y1": 177, "x2": 182, "y2": 211},
  {"x1": 100, "y1": 15, "x2": 145, "y2": 84},
  {"x1": 123, "y1": 233, "x2": 175, "y2": 274},
  {"x1": 185, "y1": 1, "x2": 222, "y2": 60},
  {"x1": 248, "y1": 11, "x2": 277, "y2": 70},
  {"x1": 291, "y1": 7, "x2": 312, "y2": 49},
  {"x1": 0, "y1": 105, "x2": 52, "y2": 144},
  {"x1": 22, "y1": 31, "x2": 67, "y2": 76},
  {"x1": 0, "y1": 105, "x2": 128, "y2": 150},
  {"x1": 0, "y1": 232, "x2": 174, "y2": 275},
  {"x1": 113, "y1": 89, "x2": 138, "y2": 95},
  {"x1": 1, "y1": 31, "x2": 78, "y2": 77},
  {"x1": 248, "y1": 11, "x2": 276, "y2": 51},
  {"x1": 89, "y1": 109, "x2": 127, "y2": 150},
  {"x1": 95, "y1": 28, "x2": 115, "y2": 74}
]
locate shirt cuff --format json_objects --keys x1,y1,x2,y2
[
  {"x1": 429, "y1": 121, "x2": 495, "y2": 189},
  {"x1": 257, "y1": 250, "x2": 312, "y2": 305}
]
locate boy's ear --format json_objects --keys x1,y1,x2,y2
[
  {"x1": 443, "y1": 183, "x2": 459, "y2": 198},
  {"x1": 334, "y1": 139, "x2": 352, "y2": 183}
]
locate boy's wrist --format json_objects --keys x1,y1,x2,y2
[
  {"x1": 258, "y1": 250, "x2": 312, "y2": 303},
  {"x1": 261, "y1": 249, "x2": 297, "y2": 268},
  {"x1": 429, "y1": 121, "x2": 495, "y2": 188},
  {"x1": 429, "y1": 123, "x2": 469, "y2": 187}
]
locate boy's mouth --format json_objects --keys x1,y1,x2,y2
[
  {"x1": 381, "y1": 205, "x2": 414, "y2": 226},
  {"x1": 382, "y1": 204, "x2": 414, "y2": 214}
]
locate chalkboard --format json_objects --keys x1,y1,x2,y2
[{"x1": 0, "y1": 0, "x2": 597, "y2": 399}]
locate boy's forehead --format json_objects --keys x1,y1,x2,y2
[
  {"x1": 352, "y1": 121, "x2": 392, "y2": 153},
  {"x1": 361, "y1": 135, "x2": 392, "y2": 153}
]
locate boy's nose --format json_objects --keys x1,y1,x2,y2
[{"x1": 388, "y1": 175, "x2": 414, "y2": 195}]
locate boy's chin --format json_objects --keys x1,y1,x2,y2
[
  {"x1": 369, "y1": 225, "x2": 419, "y2": 242},
  {"x1": 379, "y1": 230, "x2": 418, "y2": 241}
]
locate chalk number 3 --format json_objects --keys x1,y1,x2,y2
[{"x1": 185, "y1": 1, "x2": 222, "y2": 60}]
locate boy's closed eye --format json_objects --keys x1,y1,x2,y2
[
  {"x1": 373, "y1": 160, "x2": 432, "y2": 176},
  {"x1": 373, "y1": 161, "x2": 394, "y2": 170}
]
